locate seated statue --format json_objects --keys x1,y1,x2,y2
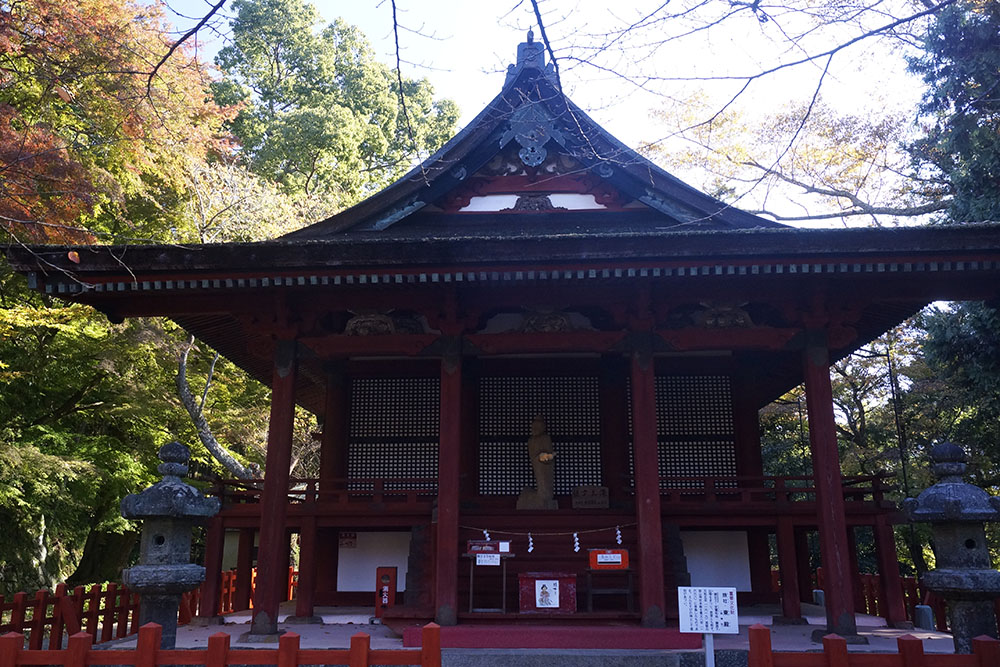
[{"x1": 516, "y1": 415, "x2": 558, "y2": 510}]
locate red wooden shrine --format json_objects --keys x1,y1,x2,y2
[{"x1": 8, "y1": 34, "x2": 1000, "y2": 638}]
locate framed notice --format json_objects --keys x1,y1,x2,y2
[
  {"x1": 678, "y1": 586, "x2": 739, "y2": 634},
  {"x1": 535, "y1": 580, "x2": 559, "y2": 608}
]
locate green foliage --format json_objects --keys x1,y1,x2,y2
[
  {"x1": 213, "y1": 0, "x2": 459, "y2": 201},
  {"x1": 908, "y1": 0, "x2": 1000, "y2": 223},
  {"x1": 920, "y1": 303, "x2": 1000, "y2": 488}
]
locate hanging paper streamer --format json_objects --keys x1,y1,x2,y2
[
  {"x1": 573, "y1": 532, "x2": 580, "y2": 553},
  {"x1": 616, "y1": 525, "x2": 622, "y2": 545},
  {"x1": 528, "y1": 533, "x2": 534, "y2": 553},
  {"x1": 483, "y1": 529, "x2": 490, "y2": 542}
]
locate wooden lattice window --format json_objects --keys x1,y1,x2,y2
[
  {"x1": 628, "y1": 375, "x2": 737, "y2": 487},
  {"x1": 478, "y1": 375, "x2": 603, "y2": 495},
  {"x1": 347, "y1": 377, "x2": 439, "y2": 489},
  {"x1": 657, "y1": 375, "x2": 736, "y2": 485}
]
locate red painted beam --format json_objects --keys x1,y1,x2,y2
[
  {"x1": 630, "y1": 348, "x2": 666, "y2": 628},
  {"x1": 803, "y1": 340, "x2": 857, "y2": 636},
  {"x1": 435, "y1": 352, "x2": 462, "y2": 625},
  {"x1": 250, "y1": 340, "x2": 298, "y2": 636}
]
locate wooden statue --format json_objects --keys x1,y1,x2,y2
[{"x1": 516, "y1": 415, "x2": 558, "y2": 510}]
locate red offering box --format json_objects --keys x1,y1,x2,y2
[{"x1": 589, "y1": 548, "x2": 629, "y2": 570}]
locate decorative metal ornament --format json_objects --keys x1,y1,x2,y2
[{"x1": 500, "y1": 103, "x2": 566, "y2": 167}]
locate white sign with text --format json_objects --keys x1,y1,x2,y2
[{"x1": 678, "y1": 586, "x2": 739, "y2": 634}]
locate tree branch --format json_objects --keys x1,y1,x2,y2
[
  {"x1": 177, "y1": 335, "x2": 257, "y2": 480},
  {"x1": 146, "y1": 0, "x2": 229, "y2": 99}
]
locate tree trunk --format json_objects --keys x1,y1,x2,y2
[{"x1": 66, "y1": 529, "x2": 138, "y2": 585}]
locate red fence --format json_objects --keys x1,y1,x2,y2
[
  {"x1": 748, "y1": 624, "x2": 999, "y2": 667},
  {"x1": 0, "y1": 621, "x2": 442, "y2": 667},
  {"x1": 773, "y1": 568, "x2": 1000, "y2": 635},
  {"x1": 0, "y1": 567, "x2": 296, "y2": 648},
  {"x1": 0, "y1": 583, "x2": 139, "y2": 649}
]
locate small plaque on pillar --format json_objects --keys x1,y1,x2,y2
[{"x1": 572, "y1": 485, "x2": 609, "y2": 509}]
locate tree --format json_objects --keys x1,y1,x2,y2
[
  {"x1": 908, "y1": 0, "x2": 1000, "y2": 223},
  {"x1": 644, "y1": 96, "x2": 949, "y2": 225},
  {"x1": 0, "y1": 0, "x2": 231, "y2": 244},
  {"x1": 212, "y1": 0, "x2": 459, "y2": 201}
]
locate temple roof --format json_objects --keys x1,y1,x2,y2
[
  {"x1": 6, "y1": 36, "x2": 1000, "y2": 415},
  {"x1": 283, "y1": 31, "x2": 785, "y2": 241}
]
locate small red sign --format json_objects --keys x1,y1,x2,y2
[{"x1": 588, "y1": 548, "x2": 629, "y2": 570}]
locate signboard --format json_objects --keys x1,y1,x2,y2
[
  {"x1": 588, "y1": 548, "x2": 629, "y2": 570},
  {"x1": 467, "y1": 540, "x2": 511, "y2": 555},
  {"x1": 677, "y1": 586, "x2": 739, "y2": 634},
  {"x1": 572, "y1": 485, "x2": 610, "y2": 509},
  {"x1": 339, "y1": 531, "x2": 357, "y2": 548},
  {"x1": 476, "y1": 553, "x2": 501, "y2": 566}
]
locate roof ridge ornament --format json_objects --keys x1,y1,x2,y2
[{"x1": 505, "y1": 28, "x2": 555, "y2": 85}]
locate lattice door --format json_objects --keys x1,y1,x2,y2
[
  {"x1": 479, "y1": 375, "x2": 603, "y2": 495},
  {"x1": 347, "y1": 377, "x2": 439, "y2": 490}
]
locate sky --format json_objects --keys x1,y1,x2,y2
[{"x1": 165, "y1": 0, "x2": 934, "y2": 226}]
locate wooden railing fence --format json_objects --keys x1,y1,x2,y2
[
  {"x1": 0, "y1": 621, "x2": 443, "y2": 667},
  {"x1": 0, "y1": 567, "x2": 296, "y2": 648},
  {"x1": 748, "y1": 624, "x2": 999, "y2": 667},
  {"x1": 0, "y1": 583, "x2": 139, "y2": 649}
]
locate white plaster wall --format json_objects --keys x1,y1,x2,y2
[
  {"x1": 680, "y1": 531, "x2": 752, "y2": 591},
  {"x1": 221, "y1": 530, "x2": 241, "y2": 571},
  {"x1": 337, "y1": 531, "x2": 411, "y2": 592}
]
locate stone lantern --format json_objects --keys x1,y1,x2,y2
[
  {"x1": 121, "y1": 441, "x2": 220, "y2": 648},
  {"x1": 903, "y1": 442, "x2": 1000, "y2": 653}
]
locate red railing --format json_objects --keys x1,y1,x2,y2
[
  {"x1": 773, "y1": 568, "x2": 1000, "y2": 634},
  {"x1": 657, "y1": 474, "x2": 893, "y2": 505},
  {"x1": 0, "y1": 583, "x2": 140, "y2": 648},
  {"x1": 0, "y1": 567, "x2": 296, "y2": 647},
  {"x1": 215, "y1": 566, "x2": 296, "y2": 613},
  {"x1": 0, "y1": 621, "x2": 442, "y2": 667},
  {"x1": 213, "y1": 477, "x2": 439, "y2": 508},
  {"x1": 748, "y1": 623, "x2": 999, "y2": 667}
]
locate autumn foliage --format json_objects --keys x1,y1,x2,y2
[{"x1": 0, "y1": 0, "x2": 231, "y2": 243}]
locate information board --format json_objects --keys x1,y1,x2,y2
[
  {"x1": 677, "y1": 586, "x2": 739, "y2": 634},
  {"x1": 476, "y1": 553, "x2": 501, "y2": 566}
]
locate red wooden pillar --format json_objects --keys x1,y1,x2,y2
[
  {"x1": 734, "y1": 370, "x2": 771, "y2": 601},
  {"x1": 794, "y1": 528, "x2": 813, "y2": 601},
  {"x1": 600, "y1": 356, "x2": 629, "y2": 504},
  {"x1": 292, "y1": 515, "x2": 318, "y2": 621},
  {"x1": 631, "y1": 344, "x2": 666, "y2": 627},
  {"x1": 803, "y1": 338, "x2": 857, "y2": 636},
  {"x1": 435, "y1": 349, "x2": 462, "y2": 625},
  {"x1": 319, "y1": 363, "x2": 349, "y2": 485},
  {"x1": 197, "y1": 516, "x2": 224, "y2": 620},
  {"x1": 234, "y1": 528, "x2": 255, "y2": 611},
  {"x1": 775, "y1": 518, "x2": 802, "y2": 620},
  {"x1": 874, "y1": 515, "x2": 909, "y2": 627},
  {"x1": 250, "y1": 339, "x2": 298, "y2": 636}
]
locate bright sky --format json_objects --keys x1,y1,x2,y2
[{"x1": 167, "y1": 0, "x2": 932, "y2": 225}]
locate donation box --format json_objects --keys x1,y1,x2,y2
[{"x1": 518, "y1": 571, "x2": 576, "y2": 613}]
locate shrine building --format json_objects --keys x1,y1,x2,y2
[{"x1": 9, "y1": 34, "x2": 1000, "y2": 639}]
